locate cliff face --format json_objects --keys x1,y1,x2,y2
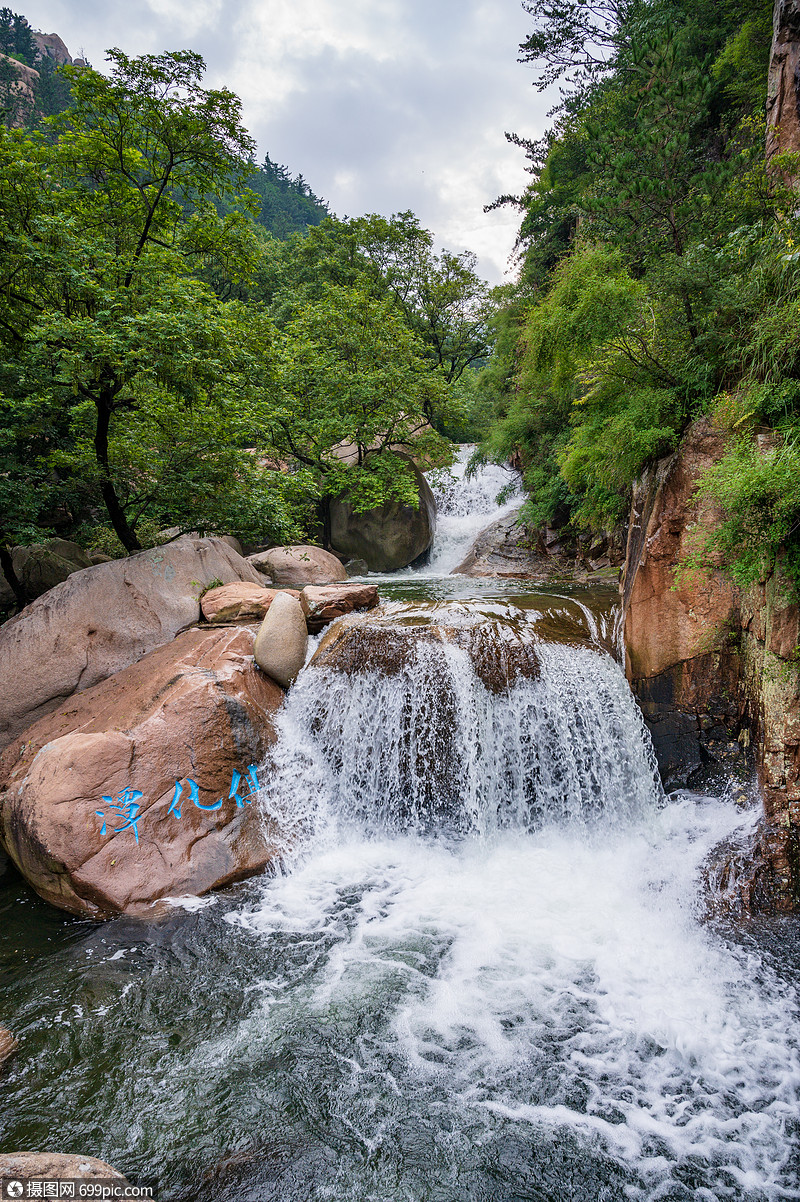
[
  {"x1": 621, "y1": 420, "x2": 800, "y2": 910},
  {"x1": 0, "y1": 31, "x2": 74, "y2": 128},
  {"x1": 32, "y1": 33, "x2": 72, "y2": 67},
  {"x1": 0, "y1": 53, "x2": 39, "y2": 126},
  {"x1": 767, "y1": 0, "x2": 800, "y2": 165},
  {"x1": 621, "y1": 421, "x2": 746, "y2": 786}
]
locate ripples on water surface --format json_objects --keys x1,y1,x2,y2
[{"x1": 1, "y1": 453, "x2": 799, "y2": 1201}]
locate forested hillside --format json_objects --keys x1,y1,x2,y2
[
  {"x1": 4, "y1": 0, "x2": 790, "y2": 613},
  {"x1": 472, "y1": 0, "x2": 800, "y2": 592},
  {"x1": 0, "y1": 9, "x2": 329, "y2": 233}
]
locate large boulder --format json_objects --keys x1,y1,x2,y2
[
  {"x1": 14, "y1": 539, "x2": 93, "y2": 597},
  {"x1": 329, "y1": 456, "x2": 436, "y2": 572},
  {"x1": 310, "y1": 615, "x2": 542, "y2": 694},
  {"x1": 0, "y1": 537, "x2": 264, "y2": 752},
  {"x1": 453, "y1": 508, "x2": 546, "y2": 577},
  {"x1": 254, "y1": 593, "x2": 308, "y2": 688},
  {"x1": 0, "y1": 1154, "x2": 127, "y2": 1182},
  {"x1": 0, "y1": 625, "x2": 283, "y2": 918},
  {"x1": 248, "y1": 545, "x2": 348, "y2": 587},
  {"x1": 300, "y1": 583, "x2": 379, "y2": 633}
]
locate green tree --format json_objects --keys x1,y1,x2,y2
[
  {"x1": 0, "y1": 48, "x2": 269, "y2": 552},
  {"x1": 268, "y1": 283, "x2": 456, "y2": 537},
  {"x1": 0, "y1": 8, "x2": 36, "y2": 66},
  {"x1": 256, "y1": 211, "x2": 491, "y2": 387}
]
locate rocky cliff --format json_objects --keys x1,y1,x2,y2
[
  {"x1": 621, "y1": 419, "x2": 800, "y2": 911},
  {"x1": 767, "y1": 0, "x2": 800, "y2": 167}
]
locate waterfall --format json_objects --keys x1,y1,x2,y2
[
  {"x1": 416, "y1": 446, "x2": 524, "y2": 576},
  {"x1": 260, "y1": 636, "x2": 661, "y2": 854},
  {"x1": 4, "y1": 450, "x2": 798, "y2": 1202}
]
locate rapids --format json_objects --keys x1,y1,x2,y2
[{"x1": 0, "y1": 451, "x2": 798, "y2": 1202}]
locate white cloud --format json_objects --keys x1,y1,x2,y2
[{"x1": 22, "y1": 0, "x2": 553, "y2": 283}]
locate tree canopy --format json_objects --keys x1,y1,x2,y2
[{"x1": 0, "y1": 38, "x2": 474, "y2": 608}]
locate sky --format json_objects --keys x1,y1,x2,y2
[{"x1": 20, "y1": 1, "x2": 556, "y2": 284}]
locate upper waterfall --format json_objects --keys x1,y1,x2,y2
[{"x1": 415, "y1": 446, "x2": 524, "y2": 576}]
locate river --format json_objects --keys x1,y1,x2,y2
[{"x1": 1, "y1": 450, "x2": 799, "y2": 1201}]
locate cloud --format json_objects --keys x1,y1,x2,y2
[{"x1": 22, "y1": 0, "x2": 553, "y2": 282}]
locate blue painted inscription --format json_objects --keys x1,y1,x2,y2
[{"x1": 94, "y1": 766, "x2": 260, "y2": 841}]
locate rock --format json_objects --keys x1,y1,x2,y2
[
  {"x1": 622, "y1": 420, "x2": 740, "y2": 684},
  {"x1": 201, "y1": 583, "x2": 302, "y2": 623},
  {"x1": 619, "y1": 418, "x2": 800, "y2": 910},
  {"x1": 329, "y1": 455, "x2": 437, "y2": 572},
  {"x1": 0, "y1": 537, "x2": 264, "y2": 752},
  {"x1": 0, "y1": 1153, "x2": 127, "y2": 1182},
  {"x1": 311, "y1": 615, "x2": 542, "y2": 694},
  {"x1": 344, "y1": 558, "x2": 369, "y2": 577},
  {"x1": 88, "y1": 552, "x2": 114, "y2": 565},
  {"x1": 33, "y1": 32, "x2": 74, "y2": 65},
  {"x1": 219, "y1": 534, "x2": 244, "y2": 556},
  {"x1": 202, "y1": 582, "x2": 270, "y2": 623},
  {"x1": 0, "y1": 1026, "x2": 18, "y2": 1074},
  {"x1": 453, "y1": 509, "x2": 549, "y2": 577},
  {"x1": 248, "y1": 545, "x2": 348, "y2": 587},
  {"x1": 254, "y1": 592, "x2": 308, "y2": 688},
  {"x1": 0, "y1": 625, "x2": 283, "y2": 919},
  {"x1": 767, "y1": 1, "x2": 800, "y2": 172},
  {"x1": 0, "y1": 53, "x2": 39, "y2": 127},
  {"x1": 300, "y1": 583, "x2": 379, "y2": 633},
  {"x1": 5, "y1": 539, "x2": 94, "y2": 603}
]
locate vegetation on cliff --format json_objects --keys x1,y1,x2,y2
[{"x1": 473, "y1": 0, "x2": 800, "y2": 591}]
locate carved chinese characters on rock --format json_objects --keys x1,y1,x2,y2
[{"x1": 94, "y1": 766, "x2": 261, "y2": 842}]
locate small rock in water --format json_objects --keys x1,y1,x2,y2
[
  {"x1": 254, "y1": 592, "x2": 308, "y2": 687},
  {"x1": 0, "y1": 1026, "x2": 19, "y2": 1074},
  {"x1": 300, "y1": 584, "x2": 379, "y2": 633}
]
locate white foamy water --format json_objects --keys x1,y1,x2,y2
[
  {"x1": 240, "y1": 635, "x2": 800, "y2": 1200},
  {"x1": 418, "y1": 445, "x2": 523, "y2": 576},
  {"x1": 260, "y1": 640, "x2": 660, "y2": 847}
]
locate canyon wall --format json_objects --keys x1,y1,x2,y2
[{"x1": 621, "y1": 420, "x2": 800, "y2": 910}]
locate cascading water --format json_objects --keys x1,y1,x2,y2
[
  {"x1": 216, "y1": 630, "x2": 800, "y2": 1202},
  {"x1": 414, "y1": 445, "x2": 524, "y2": 576},
  {"x1": 1, "y1": 455, "x2": 798, "y2": 1202},
  {"x1": 261, "y1": 637, "x2": 661, "y2": 849}
]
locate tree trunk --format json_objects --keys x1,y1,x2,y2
[
  {"x1": 321, "y1": 497, "x2": 332, "y2": 551},
  {"x1": 94, "y1": 392, "x2": 141, "y2": 553}
]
